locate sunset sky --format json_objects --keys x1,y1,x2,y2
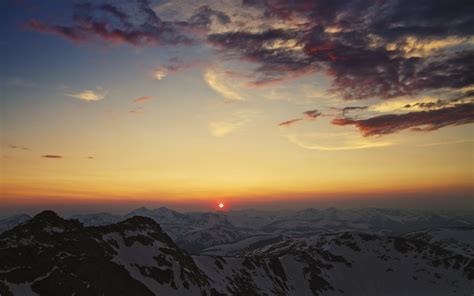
[{"x1": 1, "y1": 0, "x2": 473, "y2": 214}]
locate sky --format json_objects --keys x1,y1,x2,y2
[{"x1": 1, "y1": 0, "x2": 473, "y2": 214}]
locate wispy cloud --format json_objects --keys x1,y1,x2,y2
[
  {"x1": 209, "y1": 110, "x2": 257, "y2": 137},
  {"x1": 279, "y1": 118, "x2": 304, "y2": 127},
  {"x1": 133, "y1": 96, "x2": 153, "y2": 104},
  {"x1": 279, "y1": 109, "x2": 323, "y2": 127},
  {"x1": 42, "y1": 155, "x2": 63, "y2": 159},
  {"x1": 286, "y1": 133, "x2": 393, "y2": 151},
  {"x1": 416, "y1": 139, "x2": 473, "y2": 147},
  {"x1": 128, "y1": 106, "x2": 144, "y2": 115},
  {"x1": 8, "y1": 145, "x2": 30, "y2": 151},
  {"x1": 204, "y1": 68, "x2": 245, "y2": 102},
  {"x1": 67, "y1": 89, "x2": 107, "y2": 101},
  {"x1": 3, "y1": 77, "x2": 36, "y2": 88}
]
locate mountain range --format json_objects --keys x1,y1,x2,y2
[
  {"x1": 1, "y1": 207, "x2": 473, "y2": 255},
  {"x1": 0, "y1": 208, "x2": 473, "y2": 295}
]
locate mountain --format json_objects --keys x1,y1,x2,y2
[
  {"x1": 69, "y1": 212, "x2": 123, "y2": 226},
  {"x1": 0, "y1": 211, "x2": 214, "y2": 296},
  {"x1": 2, "y1": 207, "x2": 472, "y2": 255},
  {"x1": 0, "y1": 207, "x2": 474, "y2": 254},
  {"x1": 119, "y1": 207, "x2": 474, "y2": 253},
  {"x1": 403, "y1": 227, "x2": 474, "y2": 257},
  {"x1": 0, "y1": 214, "x2": 30, "y2": 233},
  {"x1": 174, "y1": 225, "x2": 252, "y2": 254},
  {"x1": 0, "y1": 211, "x2": 472, "y2": 295},
  {"x1": 124, "y1": 207, "x2": 192, "y2": 226},
  {"x1": 234, "y1": 230, "x2": 474, "y2": 295}
]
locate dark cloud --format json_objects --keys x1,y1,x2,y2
[
  {"x1": 279, "y1": 109, "x2": 323, "y2": 127},
  {"x1": 98, "y1": 4, "x2": 129, "y2": 24},
  {"x1": 331, "y1": 103, "x2": 474, "y2": 136},
  {"x1": 42, "y1": 155, "x2": 63, "y2": 159},
  {"x1": 331, "y1": 106, "x2": 368, "y2": 117},
  {"x1": 303, "y1": 109, "x2": 322, "y2": 119},
  {"x1": 209, "y1": 0, "x2": 474, "y2": 100},
  {"x1": 208, "y1": 28, "x2": 312, "y2": 85},
  {"x1": 278, "y1": 118, "x2": 303, "y2": 127},
  {"x1": 243, "y1": 0, "x2": 474, "y2": 40},
  {"x1": 188, "y1": 5, "x2": 231, "y2": 27},
  {"x1": 8, "y1": 145, "x2": 30, "y2": 150},
  {"x1": 27, "y1": 1, "x2": 193, "y2": 46},
  {"x1": 404, "y1": 100, "x2": 448, "y2": 110},
  {"x1": 163, "y1": 57, "x2": 203, "y2": 74}
]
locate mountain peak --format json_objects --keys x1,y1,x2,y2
[
  {"x1": 120, "y1": 215, "x2": 160, "y2": 227},
  {"x1": 32, "y1": 210, "x2": 62, "y2": 222}
]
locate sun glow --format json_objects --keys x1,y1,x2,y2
[{"x1": 218, "y1": 202, "x2": 224, "y2": 209}]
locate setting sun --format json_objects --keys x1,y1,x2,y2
[{"x1": 218, "y1": 203, "x2": 224, "y2": 209}]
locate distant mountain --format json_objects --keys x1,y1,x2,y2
[
  {"x1": 0, "y1": 214, "x2": 30, "y2": 233},
  {"x1": 124, "y1": 207, "x2": 192, "y2": 226},
  {"x1": 0, "y1": 211, "x2": 472, "y2": 295},
  {"x1": 403, "y1": 227, "x2": 474, "y2": 257},
  {"x1": 1, "y1": 207, "x2": 472, "y2": 254},
  {"x1": 69, "y1": 212, "x2": 123, "y2": 226},
  {"x1": 174, "y1": 224, "x2": 252, "y2": 254}
]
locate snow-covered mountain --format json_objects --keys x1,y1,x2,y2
[
  {"x1": 0, "y1": 211, "x2": 213, "y2": 295},
  {"x1": 0, "y1": 211, "x2": 472, "y2": 295},
  {"x1": 124, "y1": 207, "x2": 193, "y2": 226},
  {"x1": 403, "y1": 227, "x2": 474, "y2": 257},
  {"x1": 0, "y1": 213, "x2": 30, "y2": 233},
  {"x1": 69, "y1": 212, "x2": 123, "y2": 226},
  {"x1": 1, "y1": 207, "x2": 472, "y2": 255}
]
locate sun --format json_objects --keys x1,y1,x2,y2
[{"x1": 218, "y1": 202, "x2": 224, "y2": 209}]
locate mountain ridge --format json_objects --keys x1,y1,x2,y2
[{"x1": 0, "y1": 210, "x2": 473, "y2": 295}]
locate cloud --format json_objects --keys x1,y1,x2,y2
[
  {"x1": 153, "y1": 68, "x2": 167, "y2": 80},
  {"x1": 67, "y1": 89, "x2": 106, "y2": 101},
  {"x1": 129, "y1": 106, "x2": 144, "y2": 115},
  {"x1": 187, "y1": 5, "x2": 231, "y2": 28},
  {"x1": 279, "y1": 118, "x2": 303, "y2": 127},
  {"x1": 332, "y1": 103, "x2": 474, "y2": 137},
  {"x1": 303, "y1": 109, "x2": 322, "y2": 119},
  {"x1": 279, "y1": 109, "x2": 323, "y2": 127},
  {"x1": 133, "y1": 96, "x2": 153, "y2": 103},
  {"x1": 204, "y1": 68, "x2": 245, "y2": 102},
  {"x1": 331, "y1": 106, "x2": 368, "y2": 117},
  {"x1": 26, "y1": 1, "x2": 194, "y2": 46},
  {"x1": 42, "y1": 155, "x2": 63, "y2": 159},
  {"x1": 8, "y1": 145, "x2": 30, "y2": 151},
  {"x1": 209, "y1": 110, "x2": 257, "y2": 136},
  {"x1": 130, "y1": 96, "x2": 153, "y2": 114},
  {"x1": 207, "y1": 0, "x2": 474, "y2": 102},
  {"x1": 25, "y1": 0, "x2": 474, "y2": 140},
  {"x1": 3, "y1": 77, "x2": 36, "y2": 88},
  {"x1": 150, "y1": 59, "x2": 203, "y2": 81},
  {"x1": 286, "y1": 133, "x2": 393, "y2": 151},
  {"x1": 416, "y1": 139, "x2": 473, "y2": 147}
]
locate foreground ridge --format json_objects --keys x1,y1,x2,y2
[{"x1": 0, "y1": 210, "x2": 472, "y2": 295}]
